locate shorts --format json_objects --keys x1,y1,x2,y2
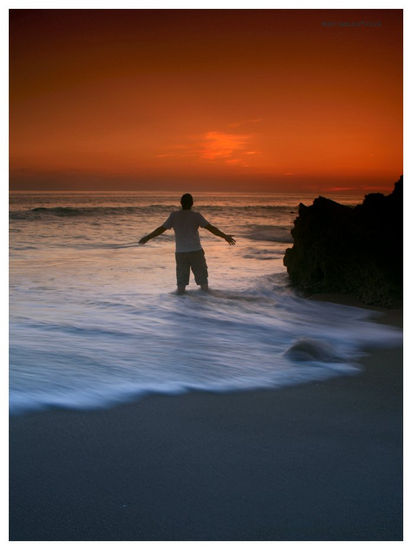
[{"x1": 175, "y1": 248, "x2": 208, "y2": 286}]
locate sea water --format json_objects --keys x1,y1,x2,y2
[{"x1": 9, "y1": 191, "x2": 402, "y2": 415}]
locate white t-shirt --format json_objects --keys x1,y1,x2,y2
[{"x1": 162, "y1": 210, "x2": 209, "y2": 253}]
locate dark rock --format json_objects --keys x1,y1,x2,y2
[
  {"x1": 285, "y1": 338, "x2": 343, "y2": 363},
  {"x1": 283, "y1": 176, "x2": 403, "y2": 306}
]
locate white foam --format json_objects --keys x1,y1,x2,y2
[{"x1": 10, "y1": 192, "x2": 402, "y2": 415}]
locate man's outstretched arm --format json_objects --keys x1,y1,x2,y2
[
  {"x1": 204, "y1": 224, "x2": 236, "y2": 245},
  {"x1": 139, "y1": 226, "x2": 167, "y2": 245}
]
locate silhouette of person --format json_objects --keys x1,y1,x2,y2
[{"x1": 139, "y1": 193, "x2": 236, "y2": 294}]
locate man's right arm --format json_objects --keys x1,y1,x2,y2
[{"x1": 204, "y1": 224, "x2": 236, "y2": 245}]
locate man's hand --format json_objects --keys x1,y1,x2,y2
[{"x1": 225, "y1": 235, "x2": 236, "y2": 245}]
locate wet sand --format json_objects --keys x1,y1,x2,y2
[{"x1": 9, "y1": 308, "x2": 402, "y2": 541}]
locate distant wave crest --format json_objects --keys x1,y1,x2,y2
[
  {"x1": 10, "y1": 205, "x2": 173, "y2": 219},
  {"x1": 244, "y1": 225, "x2": 293, "y2": 243},
  {"x1": 10, "y1": 204, "x2": 295, "y2": 221}
]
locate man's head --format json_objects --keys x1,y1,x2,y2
[{"x1": 180, "y1": 193, "x2": 193, "y2": 210}]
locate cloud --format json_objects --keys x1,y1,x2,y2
[
  {"x1": 200, "y1": 131, "x2": 251, "y2": 160},
  {"x1": 156, "y1": 129, "x2": 261, "y2": 167}
]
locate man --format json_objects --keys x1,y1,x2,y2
[{"x1": 139, "y1": 193, "x2": 236, "y2": 294}]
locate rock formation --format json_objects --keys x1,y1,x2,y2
[{"x1": 283, "y1": 176, "x2": 403, "y2": 306}]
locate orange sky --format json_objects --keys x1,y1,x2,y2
[{"x1": 9, "y1": 9, "x2": 403, "y2": 193}]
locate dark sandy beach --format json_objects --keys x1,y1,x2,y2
[{"x1": 9, "y1": 307, "x2": 402, "y2": 541}]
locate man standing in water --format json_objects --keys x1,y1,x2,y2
[{"x1": 139, "y1": 193, "x2": 236, "y2": 294}]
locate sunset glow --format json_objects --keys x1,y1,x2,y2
[{"x1": 10, "y1": 9, "x2": 402, "y2": 193}]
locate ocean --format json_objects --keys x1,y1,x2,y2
[{"x1": 9, "y1": 191, "x2": 402, "y2": 415}]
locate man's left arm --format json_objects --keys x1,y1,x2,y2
[{"x1": 139, "y1": 226, "x2": 167, "y2": 245}]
